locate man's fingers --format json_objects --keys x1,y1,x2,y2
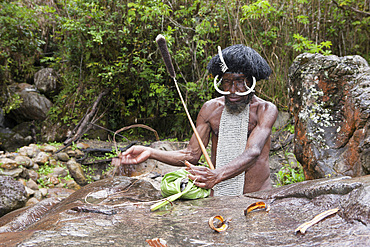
[
  {"x1": 193, "y1": 181, "x2": 208, "y2": 189},
  {"x1": 121, "y1": 146, "x2": 135, "y2": 155},
  {"x1": 187, "y1": 173, "x2": 208, "y2": 183}
]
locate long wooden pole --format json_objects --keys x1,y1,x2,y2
[
  {"x1": 156, "y1": 34, "x2": 214, "y2": 170},
  {"x1": 173, "y1": 78, "x2": 215, "y2": 170}
]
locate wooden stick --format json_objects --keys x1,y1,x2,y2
[
  {"x1": 173, "y1": 78, "x2": 214, "y2": 170},
  {"x1": 156, "y1": 34, "x2": 214, "y2": 170}
]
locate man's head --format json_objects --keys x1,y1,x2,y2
[
  {"x1": 207, "y1": 44, "x2": 271, "y2": 113},
  {"x1": 222, "y1": 72, "x2": 254, "y2": 113}
]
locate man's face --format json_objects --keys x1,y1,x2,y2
[{"x1": 222, "y1": 73, "x2": 253, "y2": 114}]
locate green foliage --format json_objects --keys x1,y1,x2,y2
[
  {"x1": 275, "y1": 152, "x2": 305, "y2": 187},
  {"x1": 292, "y1": 34, "x2": 332, "y2": 55},
  {"x1": 283, "y1": 123, "x2": 295, "y2": 134},
  {"x1": 2, "y1": 93, "x2": 23, "y2": 114},
  {"x1": 81, "y1": 164, "x2": 97, "y2": 184},
  {"x1": 275, "y1": 163, "x2": 305, "y2": 187},
  {"x1": 1, "y1": 0, "x2": 369, "y2": 141},
  {"x1": 0, "y1": 1, "x2": 43, "y2": 83},
  {"x1": 37, "y1": 162, "x2": 55, "y2": 176}
]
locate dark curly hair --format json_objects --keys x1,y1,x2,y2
[{"x1": 207, "y1": 44, "x2": 271, "y2": 82}]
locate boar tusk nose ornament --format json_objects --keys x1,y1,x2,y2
[
  {"x1": 235, "y1": 76, "x2": 256, "y2": 96},
  {"x1": 214, "y1": 76, "x2": 230, "y2": 95},
  {"x1": 214, "y1": 75, "x2": 256, "y2": 96}
]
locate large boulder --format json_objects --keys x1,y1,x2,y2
[
  {"x1": 0, "y1": 176, "x2": 27, "y2": 217},
  {"x1": 288, "y1": 53, "x2": 370, "y2": 179},
  {"x1": 0, "y1": 175, "x2": 369, "y2": 246},
  {"x1": 11, "y1": 90, "x2": 52, "y2": 123},
  {"x1": 34, "y1": 68, "x2": 60, "y2": 96}
]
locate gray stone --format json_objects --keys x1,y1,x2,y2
[
  {"x1": 28, "y1": 169, "x2": 39, "y2": 182},
  {"x1": 0, "y1": 158, "x2": 18, "y2": 170},
  {"x1": 39, "y1": 188, "x2": 48, "y2": 197},
  {"x1": 52, "y1": 166, "x2": 68, "y2": 178},
  {"x1": 66, "y1": 159, "x2": 87, "y2": 185},
  {"x1": 0, "y1": 167, "x2": 24, "y2": 177},
  {"x1": 15, "y1": 155, "x2": 33, "y2": 168},
  {"x1": 33, "y1": 152, "x2": 50, "y2": 165},
  {"x1": 34, "y1": 68, "x2": 59, "y2": 96},
  {"x1": 0, "y1": 176, "x2": 27, "y2": 217},
  {"x1": 24, "y1": 186, "x2": 35, "y2": 197},
  {"x1": 26, "y1": 179, "x2": 39, "y2": 191},
  {"x1": 56, "y1": 152, "x2": 69, "y2": 162},
  {"x1": 25, "y1": 197, "x2": 39, "y2": 207},
  {"x1": 19, "y1": 144, "x2": 38, "y2": 158},
  {"x1": 288, "y1": 53, "x2": 370, "y2": 179},
  {"x1": 273, "y1": 111, "x2": 291, "y2": 130},
  {"x1": 39, "y1": 145, "x2": 57, "y2": 153},
  {"x1": 0, "y1": 176, "x2": 369, "y2": 246},
  {"x1": 10, "y1": 90, "x2": 52, "y2": 123}
]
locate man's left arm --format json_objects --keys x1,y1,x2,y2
[{"x1": 186, "y1": 102, "x2": 278, "y2": 189}]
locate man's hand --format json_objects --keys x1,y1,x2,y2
[
  {"x1": 119, "y1": 146, "x2": 151, "y2": 165},
  {"x1": 185, "y1": 161, "x2": 220, "y2": 189}
]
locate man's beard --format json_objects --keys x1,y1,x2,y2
[{"x1": 225, "y1": 93, "x2": 254, "y2": 114}]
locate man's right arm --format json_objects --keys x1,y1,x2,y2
[{"x1": 119, "y1": 101, "x2": 213, "y2": 167}]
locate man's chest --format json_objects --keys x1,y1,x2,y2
[{"x1": 209, "y1": 111, "x2": 258, "y2": 136}]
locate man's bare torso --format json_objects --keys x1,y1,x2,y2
[{"x1": 198, "y1": 95, "x2": 273, "y2": 193}]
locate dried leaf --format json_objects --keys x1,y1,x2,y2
[
  {"x1": 244, "y1": 201, "x2": 269, "y2": 216},
  {"x1": 295, "y1": 208, "x2": 339, "y2": 234},
  {"x1": 208, "y1": 215, "x2": 229, "y2": 232},
  {"x1": 146, "y1": 237, "x2": 168, "y2": 247}
]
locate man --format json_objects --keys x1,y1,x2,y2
[{"x1": 119, "y1": 44, "x2": 278, "y2": 196}]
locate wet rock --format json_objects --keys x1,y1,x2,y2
[
  {"x1": 288, "y1": 53, "x2": 370, "y2": 179},
  {"x1": 0, "y1": 158, "x2": 18, "y2": 169},
  {"x1": 1, "y1": 176, "x2": 369, "y2": 246},
  {"x1": 14, "y1": 155, "x2": 33, "y2": 168},
  {"x1": 0, "y1": 176, "x2": 27, "y2": 217},
  {"x1": 27, "y1": 170, "x2": 39, "y2": 183},
  {"x1": 39, "y1": 145, "x2": 57, "y2": 153},
  {"x1": 25, "y1": 197, "x2": 39, "y2": 207},
  {"x1": 9, "y1": 90, "x2": 52, "y2": 123},
  {"x1": 65, "y1": 179, "x2": 81, "y2": 190},
  {"x1": 66, "y1": 159, "x2": 87, "y2": 185},
  {"x1": 18, "y1": 145, "x2": 38, "y2": 158},
  {"x1": 26, "y1": 180, "x2": 39, "y2": 191},
  {"x1": 33, "y1": 152, "x2": 50, "y2": 165},
  {"x1": 0, "y1": 167, "x2": 24, "y2": 177},
  {"x1": 52, "y1": 166, "x2": 68, "y2": 178},
  {"x1": 56, "y1": 152, "x2": 69, "y2": 162},
  {"x1": 0, "y1": 197, "x2": 61, "y2": 233}
]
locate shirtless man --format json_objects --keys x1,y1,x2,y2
[{"x1": 119, "y1": 44, "x2": 278, "y2": 195}]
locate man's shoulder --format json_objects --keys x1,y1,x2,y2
[
  {"x1": 252, "y1": 96, "x2": 278, "y2": 119},
  {"x1": 198, "y1": 97, "x2": 224, "y2": 121},
  {"x1": 253, "y1": 96, "x2": 277, "y2": 109}
]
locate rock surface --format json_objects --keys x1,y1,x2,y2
[
  {"x1": 288, "y1": 53, "x2": 370, "y2": 179},
  {"x1": 34, "y1": 68, "x2": 59, "y2": 96},
  {"x1": 0, "y1": 176, "x2": 27, "y2": 217},
  {"x1": 0, "y1": 175, "x2": 369, "y2": 246}
]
